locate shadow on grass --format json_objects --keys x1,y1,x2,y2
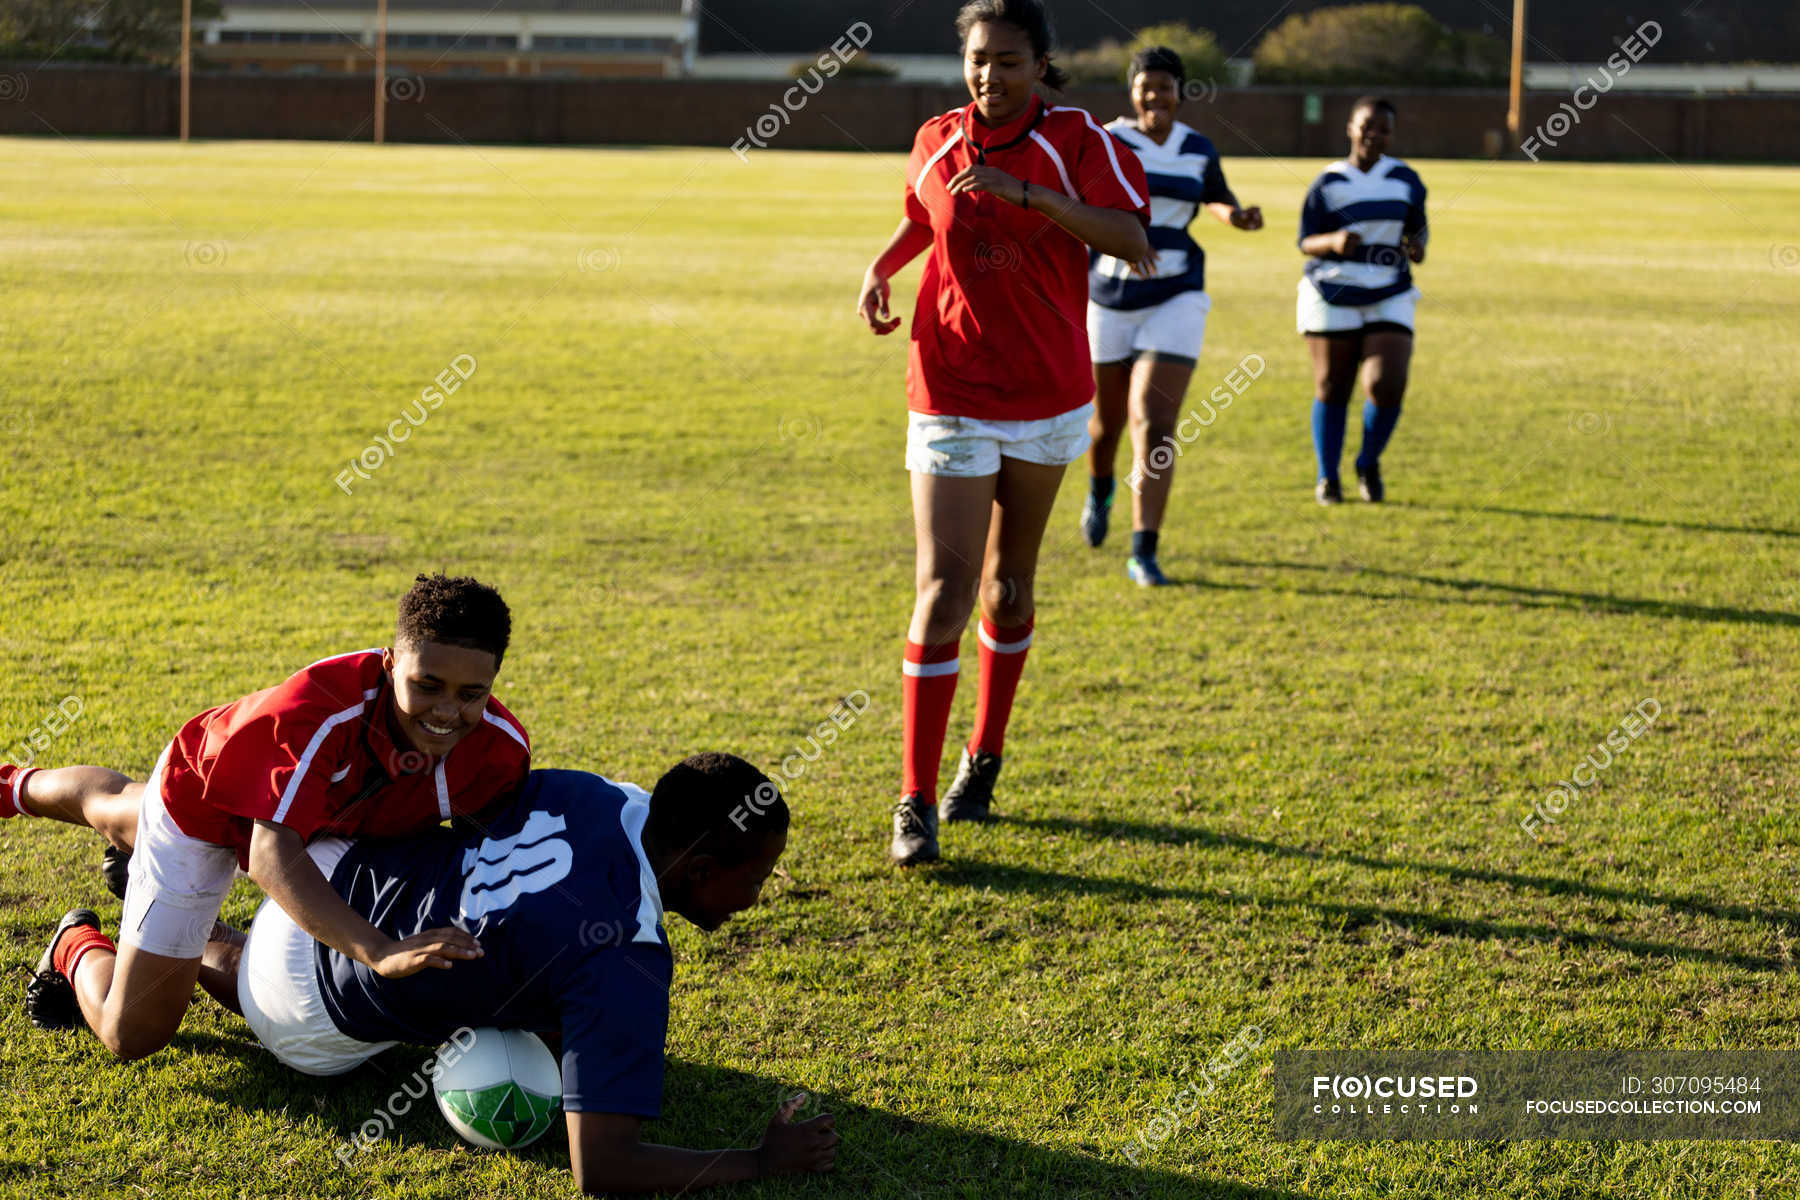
[
  {"x1": 1214, "y1": 558, "x2": 1800, "y2": 628},
  {"x1": 938, "y1": 850, "x2": 1791, "y2": 973},
  {"x1": 1001, "y1": 814, "x2": 1800, "y2": 934},
  {"x1": 1408, "y1": 502, "x2": 1800, "y2": 542},
  {"x1": 197, "y1": 1041, "x2": 1289, "y2": 1198}
]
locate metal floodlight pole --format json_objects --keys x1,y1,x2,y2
[
  {"x1": 1507, "y1": 0, "x2": 1526, "y2": 149},
  {"x1": 374, "y1": 0, "x2": 388, "y2": 144},
  {"x1": 180, "y1": 0, "x2": 192, "y2": 142}
]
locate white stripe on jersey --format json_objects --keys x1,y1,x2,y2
[
  {"x1": 1027, "y1": 129, "x2": 1076, "y2": 197},
  {"x1": 615, "y1": 783, "x2": 665, "y2": 945},
  {"x1": 481, "y1": 708, "x2": 529, "y2": 750},
  {"x1": 1055, "y1": 107, "x2": 1146, "y2": 209},
  {"x1": 271, "y1": 688, "x2": 379, "y2": 824},
  {"x1": 434, "y1": 760, "x2": 451, "y2": 821},
  {"x1": 301, "y1": 647, "x2": 384, "y2": 671},
  {"x1": 913, "y1": 131, "x2": 963, "y2": 199}
]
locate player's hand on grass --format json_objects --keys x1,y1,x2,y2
[
  {"x1": 1334, "y1": 229, "x2": 1362, "y2": 255},
  {"x1": 370, "y1": 926, "x2": 484, "y2": 978},
  {"x1": 1231, "y1": 205, "x2": 1264, "y2": 231},
  {"x1": 857, "y1": 270, "x2": 902, "y2": 335},
  {"x1": 946, "y1": 164, "x2": 1024, "y2": 208},
  {"x1": 757, "y1": 1093, "x2": 837, "y2": 1177}
]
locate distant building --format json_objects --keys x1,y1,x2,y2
[{"x1": 202, "y1": 0, "x2": 698, "y2": 77}]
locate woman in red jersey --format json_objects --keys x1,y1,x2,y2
[{"x1": 855, "y1": 0, "x2": 1149, "y2": 866}]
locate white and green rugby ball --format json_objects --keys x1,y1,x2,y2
[{"x1": 432, "y1": 1027, "x2": 562, "y2": 1150}]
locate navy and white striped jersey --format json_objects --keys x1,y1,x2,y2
[
  {"x1": 1298, "y1": 154, "x2": 1428, "y2": 306},
  {"x1": 1089, "y1": 119, "x2": 1234, "y2": 311}
]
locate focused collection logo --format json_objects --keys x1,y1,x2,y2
[{"x1": 1311, "y1": 1073, "x2": 1480, "y2": 1115}]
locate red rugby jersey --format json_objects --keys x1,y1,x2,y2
[
  {"x1": 903, "y1": 95, "x2": 1150, "y2": 421},
  {"x1": 158, "y1": 648, "x2": 531, "y2": 867}
]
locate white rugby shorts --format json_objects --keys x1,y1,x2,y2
[
  {"x1": 905, "y1": 403, "x2": 1093, "y2": 478},
  {"x1": 1087, "y1": 291, "x2": 1211, "y2": 363},
  {"x1": 1297, "y1": 279, "x2": 1419, "y2": 334},
  {"x1": 238, "y1": 838, "x2": 398, "y2": 1076},
  {"x1": 119, "y1": 745, "x2": 240, "y2": 960}
]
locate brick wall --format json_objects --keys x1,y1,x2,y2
[{"x1": 1, "y1": 67, "x2": 1794, "y2": 160}]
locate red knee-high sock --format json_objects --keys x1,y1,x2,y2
[
  {"x1": 902, "y1": 639, "x2": 961, "y2": 805},
  {"x1": 0, "y1": 765, "x2": 39, "y2": 818},
  {"x1": 53, "y1": 925, "x2": 115, "y2": 979},
  {"x1": 969, "y1": 616, "x2": 1034, "y2": 757}
]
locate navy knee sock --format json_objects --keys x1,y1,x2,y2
[
  {"x1": 1312, "y1": 398, "x2": 1349, "y2": 482},
  {"x1": 1355, "y1": 400, "x2": 1403, "y2": 472}
]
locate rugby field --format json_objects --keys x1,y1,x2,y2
[{"x1": 1, "y1": 137, "x2": 1797, "y2": 1198}]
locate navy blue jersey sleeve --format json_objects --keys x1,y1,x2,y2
[
  {"x1": 1199, "y1": 150, "x2": 1233, "y2": 207},
  {"x1": 1405, "y1": 178, "x2": 1429, "y2": 239},
  {"x1": 559, "y1": 943, "x2": 673, "y2": 1116},
  {"x1": 1297, "y1": 177, "x2": 1338, "y2": 246}
]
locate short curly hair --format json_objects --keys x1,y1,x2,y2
[
  {"x1": 395, "y1": 573, "x2": 512, "y2": 666},
  {"x1": 647, "y1": 752, "x2": 789, "y2": 867}
]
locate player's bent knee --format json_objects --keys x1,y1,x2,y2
[
  {"x1": 98, "y1": 1014, "x2": 179, "y2": 1062},
  {"x1": 980, "y1": 575, "x2": 1032, "y2": 619}
]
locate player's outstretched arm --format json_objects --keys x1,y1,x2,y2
[
  {"x1": 246, "y1": 820, "x2": 484, "y2": 978},
  {"x1": 568, "y1": 1096, "x2": 836, "y2": 1195},
  {"x1": 1205, "y1": 197, "x2": 1264, "y2": 230}
]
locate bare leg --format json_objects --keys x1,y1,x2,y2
[
  {"x1": 1086, "y1": 361, "x2": 1132, "y2": 481},
  {"x1": 1127, "y1": 355, "x2": 1196, "y2": 535},
  {"x1": 197, "y1": 924, "x2": 247, "y2": 1018},
  {"x1": 981, "y1": 457, "x2": 1069, "y2": 627},
  {"x1": 1359, "y1": 330, "x2": 1413, "y2": 409},
  {"x1": 1307, "y1": 333, "x2": 1363, "y2": 409},
  {"x1": 20, "y1": 767, "x2": 143, "y2": 850},
  {"x1": 909, "y1": 472, "x2": 997, "y2": 647},
  {"x1": 68, "y1": 941, "x2": 203, "y2": 1061}
]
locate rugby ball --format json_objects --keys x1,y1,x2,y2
[{"x1": 431, "y1": 1027, "x2": 562, "y2": 1150}]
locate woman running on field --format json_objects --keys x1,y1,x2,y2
[
  {"x1": 1297, "y1": 96, "x2": 1428, "y2": 505},
  {"x1": 1081, "y1": 45, "x2": 1263, "y2": 586},
  {"x1": 855, "y1": 0, "x2": 1149, "y2": 866}
]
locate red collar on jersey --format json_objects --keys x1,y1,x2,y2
[
  {"x1": 362, "y1": 678, "x2": 435, "y2": 779},
  {"x1": 961, "y1": 95, "x2": 1048, "y2": 164}
]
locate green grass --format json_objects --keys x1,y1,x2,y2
[{"x1": 2, "y1": 136, "x2": 1799, "y2": 1198}]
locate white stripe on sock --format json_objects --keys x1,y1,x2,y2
[{"x1": 977, "y1": 626, "x2": 1034, "y2": 655}]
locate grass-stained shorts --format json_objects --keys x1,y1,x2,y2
[{"x1": 905, "y1": 403, "x2": 1093, "y2": 478}]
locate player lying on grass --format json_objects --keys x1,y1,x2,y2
[
  {"x1": 6, "y1": 573, "x2": 531, "y2": 1061},
  {"x1": 33, "y1": 756, "x2": 837, "y2": 1194}
]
